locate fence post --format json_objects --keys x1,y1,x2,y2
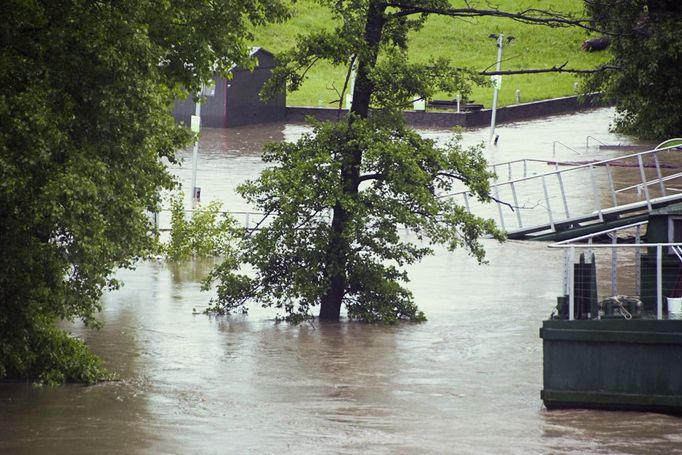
[
  {"x1": 569, "y1": 246, "x2": 575, "y2": 321},
  {"x1": 542, "y1": 175, "x2": 555, "y2": 232},
  {"x1": 557, "y1": 172, "x2": 570, "y2": 219},
  {"x1": 638, "y1": 154, "x2": 652, "y2": 211},
  {"x1": 635, "y1": 226, "x2": 642, "y2": 295},
  {"x1": 511, "y1": 182, "x2": 522, "y2": 228},
  {"x1": 606, "y1": 163, "x2": 617, "y2": 208},
  {"x1": 495, "y1": 185, "x2": 506, "y2": 231},
  {"x1": 654, "y1": 152, "x2": 666, "y2": 196},
  {"x1": 657, "y1": 244, "x2": 663, "y2": 320},
  {"x1": 589, "y1": 165, "x2": 603, "y2": 222},
  {"x1": 611, "y1": 232, "x2": 617, "y2": 296}
]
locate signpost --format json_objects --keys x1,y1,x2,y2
[
  {"x1": 489, "y1": 34, "x2": 504, "y2": 146},
  {"x1": 190, "y1": 82, "x2": 215, "y2": 207}
]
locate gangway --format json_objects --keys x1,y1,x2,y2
[{"x1": 448, "y1": 143, "x2": 682, "y2": 240}]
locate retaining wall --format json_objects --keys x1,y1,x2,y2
[{"x1": 286, "y1": 93, "x2": 603, "y2": 128}]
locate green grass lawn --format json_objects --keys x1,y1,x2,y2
[{"x1": 253, "y1": 0, "x2": 609, "y2": 108}]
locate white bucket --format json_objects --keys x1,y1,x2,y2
[{"x1": 666, "y1": 297, "x2": 682, "y2": 319}]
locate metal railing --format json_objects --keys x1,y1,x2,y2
[
  {"x1": 489, "y1": 158, "x2": 554, "y2": 182},
  {"x1": 443, "y1": 143, "x2": 682, "y2": 236},
  {"x1": 150, "y1": 209, "x2": 328, "y2": 233},
  {"x1": 586, "y1": 135, "x2": 609, "y2": 150},
  {"x1": 552, "y1": 141, "x2": 582, "y2": 158},
  {"x1": 549, "y1": 241, "x2": 682, "y2": 321},
  {"x1": 549, "y1": 219, "x2": 682, "y2": 321}
]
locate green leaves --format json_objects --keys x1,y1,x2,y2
[
  {"x1": 585, "y1": 1, "x2": 682, "y2": 139},
  {"x1": 0, "y1": 0, "x2": 288, "y2": 382},
  {"x1": 208, "y1": 117, "x2": 503, "y2": 323},
  {"x1": 162, "y1": 195, "x2": 239, "y2": 261},
  {"x1": 211, "y1": 1, "x2": 507, "y2": 323}
]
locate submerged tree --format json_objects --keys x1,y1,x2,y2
[
  {"x1": 206, "y1": 1, "x2": 601, "y2": 323},
  {"x1": 0, "y1": 0, "x2": 288, "y2": 383},
  {"x1": 584, "y1": 0, "x2": 682, "y2": 139}
]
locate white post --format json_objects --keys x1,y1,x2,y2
[
  {"x1": 611, "y1": 233, "x2": 617, "y2": 296},
  {"x1": 635, "y1": 225, "x2": 642, "y2": 296},
  {"x1": 190, "y1": 83, "x2": 215, "y2": 207},
  {"x1": 345, "y1": 62, "x2": 357, "y2": 110},
  {"x1": 569, "y1": 246, "x2": 575, "y2": 321},
  {"x1": 489, "y1": 34, "x2": 504, "y2": 145},
  {"x1": 657, "y1": 245, "x2": 663, "y2": 320},
  {"x1": 191, "y1": 100, "x2": 202, "y2": 207}
]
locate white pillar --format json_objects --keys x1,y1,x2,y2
[
  {"x1": 489, "y1": 34, "x2": 504, "y2": 145},
  {"x1": 191, "y1": 100, "x2": 202, "y2": 207}
]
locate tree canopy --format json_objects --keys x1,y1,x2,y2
[
  {"x1": 0, "y1": 0, "x2": 287, "y2": 383},
  {"x1": 585, "y1": 0, "x2": 682, "y2": 139}
]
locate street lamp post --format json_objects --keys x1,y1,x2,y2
[
  {"x1": 489, "y1": 33, "x2": 504, "y2": 146},
  {"x1": 190, "y1": 82, "x2": 215, "y2": 207}
]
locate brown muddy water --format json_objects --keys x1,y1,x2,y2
[{"x1": 2, "y1": 109, "x2": 682, "y2": 454}]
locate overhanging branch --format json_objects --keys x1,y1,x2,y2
[
  {"x1": 359, "y1": 172, "x2": 385, "y2": 183},
  {"x1": 384, "y1": 4, "x2": 611, "y2": 34},
  {"x1": 481, "y1": 64, "x2": 621, "y2": 76}
]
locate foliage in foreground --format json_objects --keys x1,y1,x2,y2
[
  {"x1": 0, "y1": 0, "x2": 287, "y2": 383},
  {"x1": 161, "y1": 196, "x2": 238, "y2": 262},
  {"x1": 585, "y1": 0, "x2": 682, "y2": 139},
  {"x1": 0, "y1": 320, "x2": 113, "y2": 385}
]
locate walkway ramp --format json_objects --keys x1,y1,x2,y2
[{"x1": 448, "y1": 143, "x2": 682, "y2": 241}]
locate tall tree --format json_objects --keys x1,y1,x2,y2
[
  {"x1": 585, "y1": 0, "x2": 682, "y2": 139},
  {"x1": 206, "y1": 1, "x2": 596, "y2": 323},
  {"x1": 0, "y1": 0, "x2": 287, "y2": 383}
]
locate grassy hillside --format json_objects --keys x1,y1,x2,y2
[{"x1": 253, "y1": 1, "x2": 609, "y2": 108}]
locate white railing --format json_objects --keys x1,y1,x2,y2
[
  {"x1": 444, "y1": 143, "x2": 682, "y2": 236},
  {"x1": 489, "y1": 158, "x2": 550, "y2": 182},
  {"x1": 549, "y1": 222, "x2": 682, "y2": 320}
]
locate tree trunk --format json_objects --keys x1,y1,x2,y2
[{"x1": 318, "y1": 1, "x2": 385, "y2": 321}]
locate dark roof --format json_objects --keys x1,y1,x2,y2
[
  {"x1": 229, "y1": 47, "x2": 275, "y2": 72},
  {"x1": 650, "y1": 202, "x2": 682, "y2": 216}
]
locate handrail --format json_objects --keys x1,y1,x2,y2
[
  {"x1": 443, "y1": 142, "x2": 682, "y2": 199},
  {"x1": 655, "y1": 138, "x2": 682, "y2": 150},
  {"x1": 550, "y1": 241, "x2": 682, "y2": 320},
  {"x1": 490, "y1": 158, "x2": 552, "y2": 167},
  {"x1": 586, "y1": 135, "x2": 608, "y2": 149},
  {"x1": 549, "y1": 242, "x2": 682, "y2": 249},
  {"x1": 552, "y1": 141, "x2": 582, "y2": 158},
  {"x1": 489, "y1": 158, "x2": 555, "y2": 182},
  {"x1": 551, "y1": 221, "x2": 648, "y2": 246},
  {"x1": 614, "y1": 171, "x2": 682, "y2": 194}
]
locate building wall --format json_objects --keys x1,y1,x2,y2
[
  {"x1": 541, "y1": 319, "x2": 682, "y2": 413},
  {"x1": 171, "y1": 49, "x2": 285, "y2": 128},
  {"x1": 226, "y1": 68, "x2": 286, "y2": 127},
  {"x1": 171, "y1": 77, "x2": 228, "y2": 128}
]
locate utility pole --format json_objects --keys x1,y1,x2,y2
[
  {"x1": 190, "y1": 101, "x2": 202, "y2": 207},
  {"x1": 489, "y1": 33, "x2": 504, "y2": 145}
]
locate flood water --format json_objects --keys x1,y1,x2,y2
[{"x1": 2, "y1": 109, "x2": 682, "y2": 454}]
